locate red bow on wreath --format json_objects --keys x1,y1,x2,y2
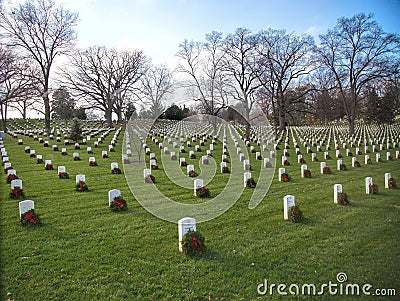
[
  {"x1": 12, "y1": 189, "x2": 19, "y2": 196},
  {"x1": 293, "y1": 207, "x2": 298, "y2": 215},
  {"x1": 9, "y1": 174, "x2": 15, "y2": 180},
  {"x1": 192, "y1": 237, "x2": 199, "y2": 250},
  {"x1": 79, "y1": 182, "x2": 83, "y2": 190},
  {"x1": 24, "y1": 213, "x2": 35, "y2": 223},
  {"x1": 114, "y1": 199, "x2": 123, "y2": 208}
]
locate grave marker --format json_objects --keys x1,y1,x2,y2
[{"x1": 178, "y1": 217, "x2": 196, "y2": 252}]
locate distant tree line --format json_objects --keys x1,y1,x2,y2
[{"x1": 0, "y1": 0, "x2": 399, "y2": 135}]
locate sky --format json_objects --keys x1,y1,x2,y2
[{"x1": 61, "y1": 0, "x2": 400, "y2": 68}]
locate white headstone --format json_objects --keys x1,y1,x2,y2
[
  {"x1": 243, "y1": 159, "x2": 250, "y2": 170},
  {"x1": 209, "y1": 144, "x2": 214, "y2": 151},
  {"x1": 87, "y1": 146, "x2": 92, "y2": 153},
  {"x1": 239, "y1": 153, "x2": 245, "y2": 161},
  {"x1": 45, "y1": 159, "x2": 52, "y2": 166},
  {"x1": 376, "y1": 153, "x2": 380, "y2": 162},
  {"x1": 282, "y1": 156, "x2": 287, "y2": 166},
  {"x1": 143, "y1": 168, "x2": 151, "y2": 178},
  {"x1": 297, "y1": 154, "x2": 303, "y2": 163},
  {"x1": 30, "y1": 149, "x2": 36, "y2": 155},
  {"x1": 337, "y1": 159, "x2": 342, "y2": 171},
  {"x1": 178, "y1": 217, "x2": 196, "y2": 252},
  {"x1": 7, "y1": 169, "x2": 16, "y2": 176},
  {"x1": 73, "y1": 152, "x2": 79, "y2": 158},
  {"x1": 194, "y1": 179, "x2": 204, "y2": 196},
  {"x1": 89, "y1": 157, "x2": 96, "y2": 163},
  {"x1": 385, "y1": 173, "x2": 391, "y2": 189},
  {"x1": 278, "y1": 168, "x2": 286, "y2": 182},
  {"x1": 111, "y1": 162, "x2": 118, "y2": 169},
  {"x1": 283, "y1": 195, "x2": 295, "y2": 220},
  {"x1": 11, "y1": 179, "x2": 22, "y2": 189},
  {"x1": 243, "y1": 172, "x2": 252, "y2": 187},
  {"x1": 352, "y1": 157, "x2": 358, "y2": 167},
  {"x1": 76, "y1": 174, "x2": 86, "y2": 183},
  {"x1": 19, "y1": 200, "x2": 34, "y2": 217},
  {"x1": 301, "y1": 164, "x2": 307, "y2": 178},
  {"x1": 386, "y1": 152, "x2": 391, "y2": 160},
  {"x1": 333, "y1": 184, "x2": 342, "y2": 204},
  {"x1": 220, "y1": 161, "x2": 227, "y2": 172},
  {"x1": 149, "y1": 159, "x2": 157, "y2": 166},
  {"x1": 108, "y1": 189, "x2": 121, "y2": 206},
  {"x1": 187, "y1": 164, "x2": 194, "y2": 173},
  {"x1": 202, "y1": 155, "x2": 208, "y2": 164},
  {"x1": 61, "y1": 148, "x2": 67, "y2": 153},
  {"x1": 365, "y1": 177, "x2": 373, "y2": 194},
  {"x1": 263, "y1": 158, "x2": 270, "y2": 167},
  {"x1": 57, "y1": 166, "x2": 66, "y2": 174}
]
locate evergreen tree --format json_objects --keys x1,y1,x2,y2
[{"x1": 70, "y1": 118, "x2": 83, "y2": 142}]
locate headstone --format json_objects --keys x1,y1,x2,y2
[
  {"x1": 209, "y1": 144, "x2": 214, "y2": 151},
  {"x1": 178, "y1": 217, "x2": 196, "y2": 252},
  {"x1": 220, "y1": 161, "x2": 227, "y2": 172},
  {"x1": 187, "y1": 164, "x2": 194, "y2": 173},
  {"x1": 301, "y1": 164, "x2": 307, "y2": 178},
  {"x1": 385, "y1": 173, "x2": 391, "y2": 189},
  {"x1": 143, "y1": 168, "x2": 151, "y2": 178},
  {"x1": 7, "y1": 169, "x2": 16, "y2": 176},
  {"x1": 335, "y1": 150, "x2": 341, "y2": 158},
  {"x1": 352, "y1": 157, "x2": 358, "y2": 167},
  {"x1": 11, "y1": 179, "x2": 22, "y2": 189},
  {"x1": 237, "y1": 147, "x2": 241, "y2": 154},
  {"x1": 87, "y1": 146, "x2": 92, "y2": 153},
  {"x1": 239, "y1": 153, "x2": 245, "y2": 161},
  {"x1": 324, "y1": 151, "x2": 329, "y2": 160},
  {"x1": 320, "y1": 162, "x2": 326, "y2": 174},
  {"x1": 89, "y1": 157, "x2": 96, "y2": 163},
  {"x1": 202, "y1": 155, "x2": 208, "y2": 164},
  {"x1": 108, "y1": 189, "x2": 121, "y2": 206},
  {"x1": 365, "y1": 177, "x2": 373, "y2": 194},
  {"x1": 243, "y1": 172, "x2": 252, "y2": 187},
  {"x1": 386, "y1": 152, "x2": 391, "y2": 160},
  {"x1": 297, "y1": 154, "x2": 303, "y2": 163},
  {"x1": 57, "y1": 166, "x2": 66, "y2": 175},
  {"x1": 263, "y1": 158, "x2": 270, "y2": 168},
  {"x1": 270, "y1": 151, "x2": 275, "y2": 158},
  {"x1": 281, "y1": 156, "x2": 287, "y2": 166},
  {"x1": 283, "y1": 195, "x2": 295, "y2": 220},
  {"x1": 365, "y1": 155, "x2": 370, "y2": 164},
  {"x1": 376, "y1": 153, "x2": 380, "y2": 162},
  {"x1": 111, "y1": 162, "x2": 118, "y2": 170},
  {"x1": 333, "y1": 184, "x2": 342, "y2": 204},
  {"x1": 19, "y1": 200, "x2": 34, "y2": 217},
  {"x1": 243, "y1": 159, "x2": 250, "y2": 170},
  {"x1": 76, "y1": 174, "x2": 85, "y2": 183},
  {"x1": 194, "y1": 179, "x2": 204, "y2": 196},
  {"x1": 73, "y1": 152, "x2": 79, "y2": 158},
  {"x1": 278, "y1": 168, "x2": 286, "y2": 182},
  {"x1": 30, "y1": 149, "x2": 36, "y2": 156},
  {"x1": 337, "y1": 159, "x2": 342, "y2": 171},
  {"x1": 311, "y1": 153, "x2": 317, "y2": 162}
]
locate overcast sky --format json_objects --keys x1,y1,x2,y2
[{"x1": 61, "y1": 0, "x2": 400, "y2": 67}]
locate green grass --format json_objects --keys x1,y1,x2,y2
[{"x1": 1, "y1": 120, "x2": 399, "y2": 300}]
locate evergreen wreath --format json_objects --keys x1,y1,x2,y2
[
  {"x1": 112, "y1": 167, "x2": 122, "y2": 174},
  {"x1": 76, "y1": 181, "x2": 88, "y2": 192},
  {"x1": 110, "y1": 196, "x2": 128, "y2": 212},
  {"x1": 338, "y1": 192, "x2": 349, "y2": 205},
  {"x1": 289, "y1": 205, "x2": 303, "y2": 223},
  {"x1": 58, "y1": 172, "x2": 69, "y2": 179},
  {"x1": 246, "y1": 178, "x2": 257, "y2": 188},
  {"x1": 10, "y1": 186, "x2": 25, "y2": 199},
  {"x1": 145, "y1": 174, "x2": 155, "y2": 183},
  {"x1": 196, "y1": 187, "x2": 211, "y2": 198},
  {"x1": 181, "y1": 230, "x2": 206, "y2": 256},
  {"x1": 20, "y1": 209, "x2": 42, "y2": 226}
]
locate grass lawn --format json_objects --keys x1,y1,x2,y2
[{"x1": 0, "y1": 120, "x2": 399, "y2": 300}]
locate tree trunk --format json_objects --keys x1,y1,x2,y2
[
  {"x1": 1, "y1": 103, "x2": 7, "y2": 132},
  {"x1": 348, "y1": 115, "x2": 355, "y2": 136},
  {"x1": 279, "y1": 113, "x2": 286, "y2": 131},
  {"x1": 105, "y1": 108, "x2": 113, "y2": 127},
  {"x1": 44, "y1": 95, "x2": 51, "y2": 134}
]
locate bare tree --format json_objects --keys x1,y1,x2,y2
[
  {"x1": 222, "y1": 28, "x2": 261, "y2": 139},
  {"x1": 317, "y1": 13, "x2": 400, "y2": 135},
  {"x1": 60, "y1": 46, "x2": 148, "y2": 126},
  {"x1": 137, "y1": 64, "x2": 174, "y2": 119},
  {"x1": 0, "y1": 0, "x2": 78, "y2": 133},
  {"x1": 256, "y1": 29, "x2": 316, "y2": 130},
  {"x1": 0, "y1": 46, "x2": 40, "y2": 130},
  {"x1": 177, "y1": 31, "x2": 230, "y2": 118}
]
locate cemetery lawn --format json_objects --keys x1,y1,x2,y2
[{"x1": 1, "y1": 122, "x2": 400, "y2": 300}]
